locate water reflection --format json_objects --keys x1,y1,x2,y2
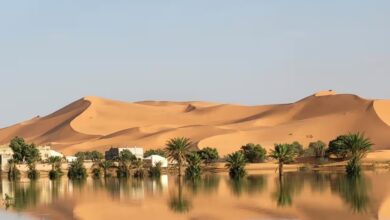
[
  {"x1": 168, "y1": 177, "x2": 192, "y2": 213},
  {"x1": 272, "y1": 174, "x2": 304, "y2": 207},
  {"x1": 330, "y1": 174, "x2": 371, "y2": 213},
  {"x1": 228, "y1": 174, "x2": 267, "y2": 197},
  {"x1": 0, "y1": 172, "x2": 378, "y2": 218}
]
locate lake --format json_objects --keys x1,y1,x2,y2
[{"x1": 1, "y1": 170, "x2": 390, "y2": 220}]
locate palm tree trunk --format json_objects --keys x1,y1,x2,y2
[
  {"x1": 279, "y1": 162, "x2": 283, "y2": 179},
  {"x1": 178, "y1": 160, "x2": 182, "y2": 177}
]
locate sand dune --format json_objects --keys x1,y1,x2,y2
[{"x1": 1, "y1": 91, "x2": 390, "y2": 156}]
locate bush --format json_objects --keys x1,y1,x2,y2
[
  {"x1": 197, "y1": 147, "x2": 219, "y2": 165},
  {"x1": 144, "y1": 149, "x2": 166, "y2": 158},
  {"x1": 240, "y1": 143, "x2": 267, "y2": 163},
  {"x1": 308, "y1": 141, "x2": 327, "y2": 158},
  {"x1": 68, "y1": 159, "x2": 88, "y2": 180},
  {"x1": 75, "y1": 151, "x2": 104, "y2": 161},
  {"x1": 225, "y1": 151, "x2": 247, "y2": 179},
  {"x1": 27, "y1": 162, "x2": 39, "y2": 180},
  {"x1": 49, "y1": 170, "x2": 63, "y2": 180},
  {"x1": 185, "y1": 153, "x2": 202, "y2": 180},
  {"x1": 148, "y1": 162, "x2": 162, "y2": 178},
  {"x1": 291, "y1": 141, "x2": 304, "y2": 157},
  {"x1": 92, "y1": 167, "x2": 102, "y2": 178},
  {"x1": 346, "y1": 157, "x2": 361, "y2": 176},
  {"x1": 327, "y1": 135, "x2": 350, "y2": 159}
]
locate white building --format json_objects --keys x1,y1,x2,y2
[
  {"x1": 0, "y1": 145, "x2": 63, "y2": 170},
  {"x1": 144, "y1": 155, "x2": 168, "y2": 168},
  {"x1": 65, "y1": 156, "x2": 77, "y2": 163}
]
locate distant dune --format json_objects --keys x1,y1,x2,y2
[{"x1": 1, "y1": 90, "x2": 390, "y2": 156}]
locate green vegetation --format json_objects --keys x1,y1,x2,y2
[
  {"x1": 269, "y1": 144, "x2": 298, "y2": 178},
  {"x1": 327, "y1": 135, "x2": 349, "y2": 159},
  {"x1": 341, "y1": 133, "x2": 373, "y2": 176},
  {"x1": 185, "y1": 153, "x2": 202, "y2": 180},
  {"x1": 148, "y1": 161, "x2": 162, "y2": 178},
  {"x1": 116, "y1": 150, "x2": 136, "y2": 178},
  {"x1": 7, "y1": 159, "x2": 20, "y2": 180},
  {"x1": 144, "y1": 149, "x2": 166, "y2": 158},
  {"x1": 75, "y1": 151, "x2": 104, "y2": 161},
  {"x1": 197, "y1": 147, "x2": 219, "y2": 166},
  {"x1": 68, "y1": 159, "x2": 88, "y2": 180},
  {"x1": 99, "y1": 160, "x2": 113, "y2": 178},
  {"x1": 291, "y1": 141, "x2": 304, "y2": 157},
  {"x1": 48, "y1": 156, "x2": 63, "y2": 180},
  {"x1": 165, "y1": 137, "x2": 192, "y2": 176},
  {"x1": 225, "y1": 151, "x2": 247, "y2": 179},
  {"x1": 240, "y1": 143, "x2": 267, "y2": 163},
  {"x1": 27, "y1": 161, "x2": 39, "y2": 180},
  {"x1": 9, "y1": 137, "x2": 41, "y2": 164},
  {"x1": 133, "y1": 159, "x2": 144, "y2": 178},
  {"x1": 308, "y1": 140, "x2": 327, "y2": 158}
]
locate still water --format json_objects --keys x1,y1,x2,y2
[{"x1": 1, "y1": 171, "x2": 390, "y2": 220}]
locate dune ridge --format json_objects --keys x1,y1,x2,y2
[{"x1": 1, "y1": 91, "x2": 390, "y2": 156}]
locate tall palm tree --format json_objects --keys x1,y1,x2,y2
[
  {"x1": 342, "y1": 133, "x2": 373, "y2": 176},
  {"x1": 269, "y1": 144, "x2": 298, "y2": 178},
  {"x1": 165, "y1": 137, "x2": 192, "y2": 176},
  {"x1": 225, "y1": 151, "x2": 247, "y2": 178},
  {"x1": 99, "y1": 160, "x2": 113, "y2": 178},
  {"x1": 48, "y1": 156, "x2": 62, "y2": 171}
]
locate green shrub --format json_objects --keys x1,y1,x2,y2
[
  {"x1": 240, "y1": 143, "x2": 267, "y2": 163},
  {"x1": 68, "y1": 159, "x2": 88, "y2": 180}
]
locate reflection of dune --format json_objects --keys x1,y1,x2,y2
[{"x1": 1, "y1": 92, "x2": 390, "y2": 156}]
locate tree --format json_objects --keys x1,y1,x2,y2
[
  {"x1": 27, "y1": 161, "x2": 39, "y2": 180},
  {"x1": 327, "y1": 135, "x2": 349, "y2": 159},
  {"x1": 269, "y1": 144, "x2": 298, "y2": 178},
  {"x1": 75, "y1": 151, "x2": 104, "y2": 161},
  {"x1": 9, "y1": 137, "x2": 41, "y2": 164},
  {"x1": 165, "y1": 137, "x2": 192, "y2": 176},
  {"x1": 197, "y1": 147, "x2": 219, "y2": 166},
  {"x1": 48, "y1": 156, "x2": 63, "y2": 180},
  {"x1": 68, "y1": 159, "x2": 88, "y2": 180},
  {"x1": 342, "y1": 133, "x2": 373, "y2": 176},
  {"x1": 148, "y1": 161, "x2": 162, "y2": 178},
  {"x1": 185, "y1": 153, "x2": 202, "y2": 180},
  {"x1": 7, "y1": 159, "x2": 20, "y2": 180},
  {"x1": 240, "y1": 143, "x2": 267, "y2": 163},
  {"x1": 291, "y1": 141, "x2": 304, "y2": 157},
  {"x1": 144, "y1": 149, "x2": 166, "y2": 158},
  {"x1": 308, "y1": 141, "x2": 327, "y2": 158},
  {"x1": 225, "y1": 151, "x2": 247, "y2": 179},
  {"x1": 133, "y1": 159, "x2": 144, "y2": 178},
  {"x1": 99, "y1": 160, "x2": 113, "y2": 178},
  {"x1": 116, "y1": 150, "x2": 135, "y2": 178}
]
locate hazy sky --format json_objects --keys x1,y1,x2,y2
[{"x1": 1, "y1": 0, "x2": 390, "y2": 127}]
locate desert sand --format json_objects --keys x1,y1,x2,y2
[{"x1": 1, "y1": 90, "x2": 390, "y2": 157}]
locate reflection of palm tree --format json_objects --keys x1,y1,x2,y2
[
  {"x1": 169, "y1": 177, "x2": 192, "y2": 213},
  {"x1": 330, "y1": 174, "x2": 370, "y2": 213},
  {"x1": 273, "y1": 178, "x2": 292, "y2": 207},
  {"x1": 272, "y1": 174, "x2": 304, "y2": 207},
  {"x1": 202, "y1": 174, "x2": 220, "y2": 194}
]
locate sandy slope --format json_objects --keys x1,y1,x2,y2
[{"x1": 1, "y1": 91, "x2": 390, "y2": 156}]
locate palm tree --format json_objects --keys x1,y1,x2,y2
[
  {"x1": 225, "y1": 151, "x2": 247, "y2": 178},
  {"x1": 165, "y1": 137, "x2": 192, "y2": 176},
  {"x1": 99, "y1": 160, "x2": 113, "y2": 178},
  {"x1": 269, "y1": 144, "x2": 298, "y2": 178},
  {"x1": 133, "y1": 159, "x2": 144, "y2": 178},
  {"x1": 342, "y1": 133, "x2": 373, "y2": 176},
  {"x1": 185, "y1": 153, "x2": 202, "y2": 180},
  {"x1": 48, "y1": 156, "x2": 62, "y2": 171}
]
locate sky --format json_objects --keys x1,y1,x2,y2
[{"x1": 0, "y1": 0, "x2": 390, "y2": 127}]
